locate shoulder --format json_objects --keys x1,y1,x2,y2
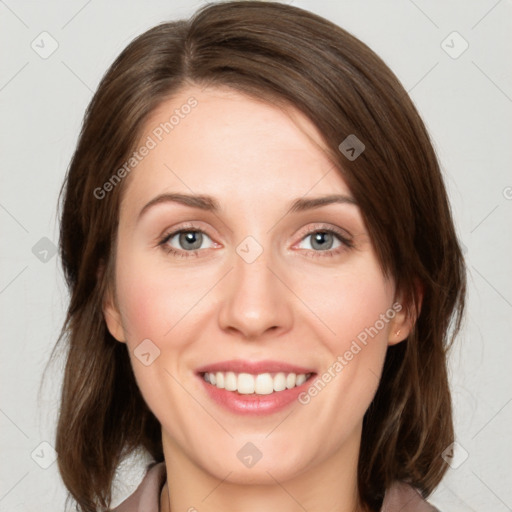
[
  {"x1": 110, "y1": 462, "x2": 166, "y2": 512},
  {"x1": 381, "y1": 481, "x2": 441, "y2": 512}
]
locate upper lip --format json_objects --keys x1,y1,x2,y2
[{"x1": 196, "y1": 359, "x2": 316, "y2": 375}]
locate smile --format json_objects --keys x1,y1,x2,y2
[{"x1": 201, "y1": 371, "x2": 314, "y2": 395}]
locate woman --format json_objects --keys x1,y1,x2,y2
[{"x1": 52, "y1": 1, "x2": 466, "y2": 511}]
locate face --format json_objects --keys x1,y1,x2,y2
[{"x1": 103, "y1": 85, "x2": 411, "y2": 485}]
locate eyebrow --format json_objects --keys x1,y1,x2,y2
[{"x1": 137, "y1": 192, "x2": 358, "y2": 221}]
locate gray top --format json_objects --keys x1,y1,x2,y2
[{"x1": 111, "y1": 462, "x2": 440, "y2": 512}]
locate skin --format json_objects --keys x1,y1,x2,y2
[{"x1": 103, "y1": 85, "x2": 415, "y2": 512}]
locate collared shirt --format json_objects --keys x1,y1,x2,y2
[{"x1": 112, "y1": 462, "x2": 440, "y2": 512}]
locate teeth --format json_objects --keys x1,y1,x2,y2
[
  {"x1": 295, "y1": 374, "x2": 307, "y2": 386},
  {"x1": 202, "y1": 371, "x2": 312, "y2": 395}
]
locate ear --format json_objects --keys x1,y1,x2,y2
[
  {"x1": 387, "y1": 279, "x2": 423, "y2": 346},
  {"x1": 98, "y1": 262, "x2": 127, "y2": 343}
]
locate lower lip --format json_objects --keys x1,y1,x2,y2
[{"x1": 197, "y1": 373, "x2": 316, "y2": 415}]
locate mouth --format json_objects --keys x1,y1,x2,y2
[
  {"x1": 198, "y1": 370, "x2": 316, "y2": 395},
  {"x1": 195, "y1": 360, "x2": 317, "y2": 396}
]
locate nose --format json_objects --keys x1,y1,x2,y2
[{"x1": 217, "y1": 246, "x2": 294, "y2": 340}]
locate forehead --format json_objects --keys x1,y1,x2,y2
[{"x1": 120, "y1": 85, "x2": 352, "y2": 215}]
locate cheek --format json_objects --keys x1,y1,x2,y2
[
  {"x1": 295, "y1": 258, "x2": 395, "y2": 347},
  {"x1": 120, "y1": 277, "x2": 169, "y2": 343},
  {"x1": 293, "y1": 257, "x2": 394, "y2": 422},
  {"x1": 113, "y1": 254, "x2": 195, "y2": 416},
  {"x1": 115, "y1": 251, "x2": 203, "y2": 345}
]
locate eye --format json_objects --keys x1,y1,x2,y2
[
  {"x1": 159, "y1": 228, "x2": 215, "y2": 256},
  {"x1": 295, "y1": 226, "x2": 353, "y2": 257},
  {"x1": 299, "y1": 231, "x2": 340, "y2": 251},
  {"x1": 157, "y1": 224, "x2": 353, "y2": 259}
]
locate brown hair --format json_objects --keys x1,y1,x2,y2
[{"x1": 50, "y1": 1, "x2": 466, "y2": 510}]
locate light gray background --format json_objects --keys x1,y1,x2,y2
[{"x1": 1, "y1": 1, "x2": 511, "y2": 511}]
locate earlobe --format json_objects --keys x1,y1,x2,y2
[
  {"x1": 387, "y1": 279, "x2": 423, "y2": 346},
  {"x1": 387, "y1": 315, "x2": 412, "y2": 346},
  {"x1": 103, "y1": 288, "x2": 127, "y2": 343},
  {"x1": 388, "y1": 326, "x2": 408, "y2": 346}
]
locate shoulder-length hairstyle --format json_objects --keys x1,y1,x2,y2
[{"x1": 51, "y1": 1, "x2": 466, "y2": 510}]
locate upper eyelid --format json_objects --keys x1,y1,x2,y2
[
  {"x1": 160, "y1": 221, "x2": 216, "y2": 240},
  {"x1": 296, "y1": 222, "x2": 351, "y2": 238}
]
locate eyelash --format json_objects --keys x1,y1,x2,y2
[{"x1": 157, "y1": 223, "x2": 354, "y2": 259}]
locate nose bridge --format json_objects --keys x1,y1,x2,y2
[{"x1": 217, "y1": 236, "x2": 292, "y2": 338}]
